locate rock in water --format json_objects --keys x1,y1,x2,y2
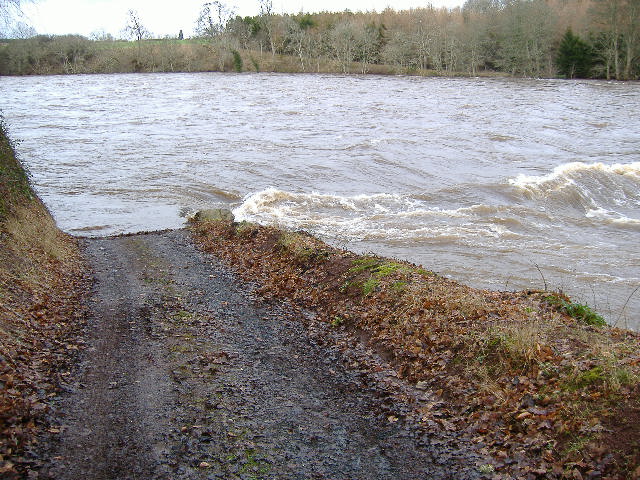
[{"x1": 193, "y1": 209, "x2": 235, "y2": 223}]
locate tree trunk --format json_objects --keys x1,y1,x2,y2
[{"x1": 614, "y1": 35, "x2": 621, "y2": 79}]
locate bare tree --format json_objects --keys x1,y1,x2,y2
[
  {"x1": 330, "y1": 20, "x2": 358, "y2": 73},
  {"x1": 595, "y1": 0, "x2": 640, "y2": 80},
  {"x1": 354, "y1": 22, "x2": 383, "y2": 73},
  {"x1": 1, "y1": 0, "x2": 23, "y2": 19},
  {"x1": 196, "y1": 1, "x2": 234, "y2": 38},
  {"x1": 381, "y1": 30, "x2": 413, "y2": 69},
  {"x1": 590, "y1": 0, "x2": 623, "y2": 79},
  {"x1": 90, "y1": 29, "x2": 114, "y2": 42},
  {"x1": 284, "y1": 17, "x2": 308, "y2": 70},
  {"x1": 195, "y1": 1, "x2": 237, "y2": 71},
  {"x1": 622, "y1": 0, "x2": 640, "y2": 79},
  {"x1": 4, "y1": 20, "x2": 34, "y2": 37},
  {"x1": 497, "y1": 0, "x2": 555, "y2": 77},
  {"x1": 259, "y1": 0, "x2": 277, "y2": 57},
  {"x1": 412, "y1": 8, "x2": 444, "y2": 71},
  {"x1": 125, "y1": 9, "x2": 149, "y2": 42},
  {"x1": 1, "y1": 0, "x2": 635, "y2": 78},
  {"x1": 1, "y1": 0, "x2": 34, "y2": 37}
]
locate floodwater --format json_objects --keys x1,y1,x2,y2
[{"x1": 1, "y1": 72, "x2": 639, "y2": 329}]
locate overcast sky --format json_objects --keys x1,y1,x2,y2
[{"x1": 20, "y1": 0, "x2": 463, "y2": 38}]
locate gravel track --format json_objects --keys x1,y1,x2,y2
[{"x1": 39, "y1": 229, "x2": 483, "y2": 479}]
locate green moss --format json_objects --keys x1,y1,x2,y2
[
  {"x1": 546, "y1": 294, "x2": 606, "y2": 327},
  {"x1": 563, "y1": 434, "x2": 596, "y2": 458},
  {"x1": 239, "y1": 448, "x2": 271, "y2": 476},
  {"x1": 375, "y1": 262, "x2": 403, "y2": 276},
  {"x1": 349, "y1": 257, "x2": 380, "y2": 274},
  {"x1": 571, "y1": 366, "x2": 605, "y2": 390},
  {"x1": 339, "y1": 280, "x2": 352, "y2": 293},
  {"x1": 349, "y1": 258, "x2": 409, "y2": 296},
  {"x1": 235, "y1": 221, "x2": 259, "y2": 238},
  {"x1": 350, "y1": 257, "x2": 404, "y2": 275},
  {"x1": 560, "y1": 361, "x2": 637, "y2": 394},
  {"x1": 276, "y1": 231, "x2": 329, "y2": 265},
  {"x1": 362, "y1": 276, "x2": 379, "y2": 296},
  {"x1": 174, "y1": 310, "x2": 192, "y2": 320},
  {"x1": 391, "y1": 281, "x2": 408, "y2": 293},
  {"x1": 612, "y1": 366, "x2": 634, "y2": 389},
  {"x1": 415, "y1": 267, "x2": 434, "y2": 277}
]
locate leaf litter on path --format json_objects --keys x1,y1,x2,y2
[{"x1": 36, "y1": 230, "x2": 484, "y2": 480}]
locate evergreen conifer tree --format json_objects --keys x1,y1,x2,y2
[{"x1": 556, "y1": 28, "x2": 594, "y2": 79}]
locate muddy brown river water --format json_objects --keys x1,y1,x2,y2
[{"x1": 1, "y1": 72, "x2": 638, "y2": 328}]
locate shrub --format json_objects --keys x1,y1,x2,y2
[{"x1": 231, "y1": 49, "x2": 242, "y2": 72}]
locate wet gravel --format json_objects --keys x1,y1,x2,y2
[{"x1": 37, "y1": 229, "x2": 484, "y2": 479}]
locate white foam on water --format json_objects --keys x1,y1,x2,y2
[
  {"x1": 232, "y1": 188, "x2": 522, "y2": 243},
  {"x1": 509, "y1": 161, "x2": 640, "y2": 192},
  {"x1": 234, "y1": 189, "x2": 505, "y2": 222},
  {"x1": 508, "y1": 162, "x2": 640, "y2": 219},
  {"x1": 586, "y1": 207, "x2": 640, "y2": 228},
  {"x1": 233, "y1": 188, "x2": 413, "y2": 218}
]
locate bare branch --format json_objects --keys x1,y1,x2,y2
[{"x1": 125, "y1": 9, "x2": 149, "y2": 42}]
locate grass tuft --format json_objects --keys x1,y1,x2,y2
[{"x1": 545, "y1": 294, "x2": 606, "y2": 326}]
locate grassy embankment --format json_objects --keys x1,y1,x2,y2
[
  {"x1": 190, "y1": 213, "x2": 640, "y2": 479},
  {"x1": 0, "y1": 125, "x2": 87, "y2": 478}
]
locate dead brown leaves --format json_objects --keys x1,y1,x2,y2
[
  {"x1": 190, "y1": 218, "x2": 640, "y2": 479},
  {"x1": 0, "y1": 203, "x2": 89, "y2": 478}
]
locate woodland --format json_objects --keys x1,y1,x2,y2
[{"x1": 0, "y1": 0, "x2": 638, "y2": 79}]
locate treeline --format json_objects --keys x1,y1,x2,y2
[{"x1": 0, "y1": 0, "x2": 638, "y2": 79}]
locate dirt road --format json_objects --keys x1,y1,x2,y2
[{"x1": 38, "y1": 230, "x2": 482, "y2": 479}]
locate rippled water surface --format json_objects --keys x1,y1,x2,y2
[{"x1": 1, "y1": 73, "x2": 639, "y2": 329}]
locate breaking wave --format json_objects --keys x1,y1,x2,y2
[
  {"x1": 232, "y1": 188, "x2": 524, "y2": 243},
  {"x1": 509, "y1": 161, "x2": 639, "y2": 197},
  {"x1": 232, "y1": 161, "x2": 640, "y2": 244},
  {"x1": 508, "y1": 162, "x2": 640, "y2": 226},
  {"x1": 585, "y1": 207, "x2": 640, "y2": 228}
]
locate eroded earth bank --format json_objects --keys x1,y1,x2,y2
[{"x1": 38, "y1": 230, "x2": 483, "y2": 479}]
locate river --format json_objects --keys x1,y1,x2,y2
[{"x1": 1, "y1": 72, "x2": 638, "y2": 329}]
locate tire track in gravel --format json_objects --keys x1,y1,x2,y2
[{"x1": 41, "y1": 229, "x2": 484, "y2": 480}]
